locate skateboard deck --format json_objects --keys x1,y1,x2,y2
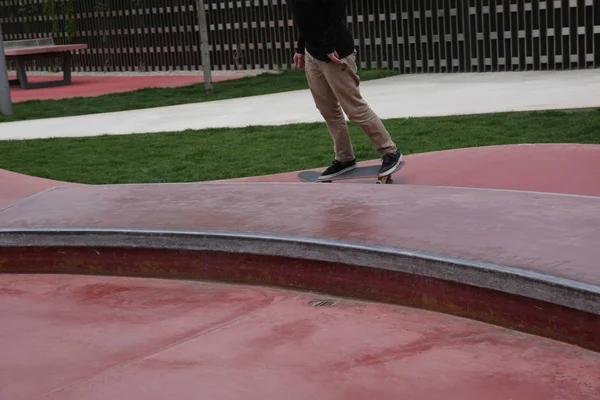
[{"x1": 297, "y1": 162, "x2": 404, "y2": 184}]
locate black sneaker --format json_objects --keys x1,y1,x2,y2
[
  {"x1": 319, "y1": 159, "x2": 357, "y2": 180},
  {"x1": 379, "y1": 150, "x2": 404, "y2": 177}
]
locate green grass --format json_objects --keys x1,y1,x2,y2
[
  {"x1": 0, "y1": 108, "x2": 598, "y2": 185},
  {"x1": 0, "y1": 69, "x2": 398, "y2": 123}
]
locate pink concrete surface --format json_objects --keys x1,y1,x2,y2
[
  {"x1": 1, "y1": 274, "x2": 598, "y2": 400},
  {"x1": 1, "y1": 144, "x2": 598, "y2": 287},
  {"x1": 8, "y1": 75, "x2": 244, "y2": 102},
  {"x1": 0, "y1": 169, "x2": 78, "y2": 210},
  {"x1": 224, "y1": 144, "x2": 600, "y2": 197},
  {"x1": 5, "y1": 44, "x2": 88, "y2": 56},
  {"x1": 1, "y1": 181, "x2": 599, "y2": 287},
  {"x1": 1, "y1": 144, "x2": 599, "y2": 399}
]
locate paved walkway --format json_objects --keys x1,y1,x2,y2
[
  {"x1": 2, "y1": 69, "x2": 599, "y2": 140},
  {"x1": 2, "y1": 274, "x2": 599, "y2": 400}
]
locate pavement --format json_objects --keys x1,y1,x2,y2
[{"x1": 2, "y1": 69, "x2": 600, "y2": 141}]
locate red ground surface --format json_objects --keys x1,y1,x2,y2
[
  {"x1": 9, "y1": 74, "x2": 244, "y2": 102},
  {"x1": 1, "y1": 274, "x2": 599, "y2": 400},
  {"x1": 0, "y1": 169, "x2": 79, "y2": 210},
  {"x1": 226, "y1": 143, "x2": 600, "y2": 197}
]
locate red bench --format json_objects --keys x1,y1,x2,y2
[{"x1": 5, "y1": 38, "x2": 87, "y2": 90}]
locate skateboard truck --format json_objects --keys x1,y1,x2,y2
[{"x1": 376, "y1": 174, "x2": 393, "y2": 184}]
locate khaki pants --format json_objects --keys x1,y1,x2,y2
[{"x1": 304, "y1": 51, "x2": 397, "y2": 163}]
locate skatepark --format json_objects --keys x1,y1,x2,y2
[
  {"x1": 2, "y1": 4, "x2": 600, "y2": 399},
  {"x1": 2, "y1": 82, "x2": 600, "y2": 398}
]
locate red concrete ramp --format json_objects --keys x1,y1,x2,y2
[
  {"x1": 228, "y1": 144, "x2": 600, "y2": 197},
  {"x1": 1, "y1": 181, "x2": 599, "y2": 351},
  {"x1": 396, "y1": 143, "x2": 600, "y2": 195},
  {"x1": 2, "y1": 182, "x2": 598, "y2": 288},
  {"x1": 0, "y1": 169, "x2": 77, "y2": 209}
]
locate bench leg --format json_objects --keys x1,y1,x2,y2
[
  {"x1": 62, "y1": 51, "x2": 72, "y2": 85},
  {"x1": 10, "y1": 52, "x2": 74, "y2": 90},
  {"x1": 14, "y1": 58, "x2": 30, "y2": 89}
]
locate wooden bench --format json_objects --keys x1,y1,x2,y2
[{"x1": 5, "y1": 37, "x2": 88, "y2": 90}]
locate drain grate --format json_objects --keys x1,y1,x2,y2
[{"x1": 308, "y1": 299, "x2": 337, "y2": 307}]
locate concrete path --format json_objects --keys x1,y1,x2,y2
[{"x1": 2, "y1": 69, "x2": 599, "y2": 141}]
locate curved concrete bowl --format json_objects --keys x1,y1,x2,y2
[{"x1": 1, "y1": 228, "x2": 598, "y2": 353}]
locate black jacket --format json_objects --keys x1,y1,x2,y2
[{"x1": 289, "y1": 0, "x2": 355, "y2": 62}]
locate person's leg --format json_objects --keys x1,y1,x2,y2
[
  {"x1": 304, "y1": 52, "x2": 356, "y2": 178},
  {"x1": 321, "y1": 52, "x2": 403, "y2": 176}
]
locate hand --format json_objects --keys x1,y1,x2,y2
[
  {"x1": 293, "y1": 53, "x2": 305, "y2": 70},
  {"x1": 327, "y1": 51, "x2": 345, "y2": 65}
]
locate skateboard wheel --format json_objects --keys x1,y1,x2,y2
[{"x1": 377, "y1": 174, "x2": 394, "y2": 184}]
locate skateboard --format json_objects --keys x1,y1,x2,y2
[{"x1": 297, "y1": 162, "x2": 405, "y2": 184}]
